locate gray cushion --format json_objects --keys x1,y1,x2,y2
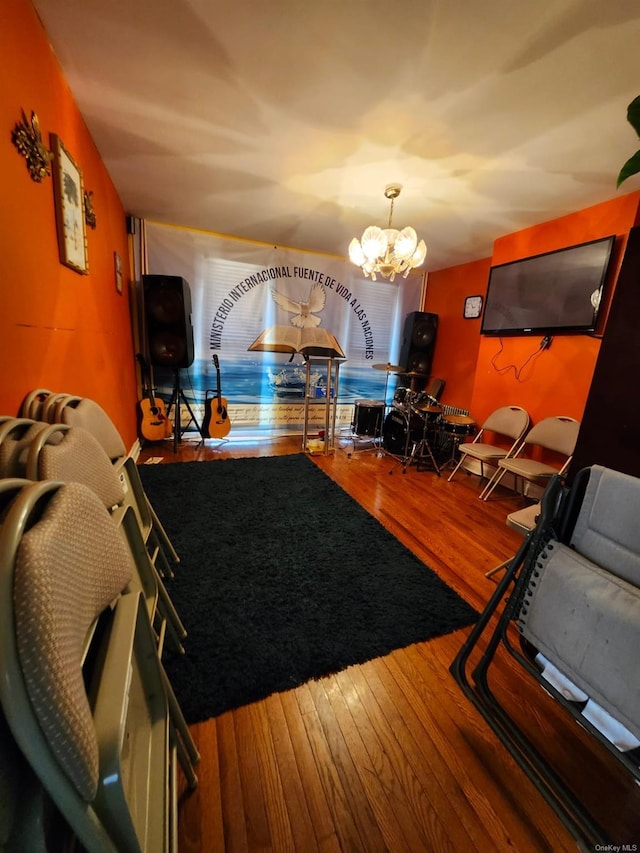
[{"x1": 519, "y1": 540, "x2": 640, "y2": 742}]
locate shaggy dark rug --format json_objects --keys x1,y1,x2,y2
[{"x1": 139, "y1": 454, "x2": 477, "y2": 723}]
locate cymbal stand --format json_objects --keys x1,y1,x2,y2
[{"x1": 371, "y1": 363, "x2": 399, "y2": 460}]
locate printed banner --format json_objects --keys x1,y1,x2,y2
[{"x1": 146, "y1": 223, "x2": 422, "y2": 430}]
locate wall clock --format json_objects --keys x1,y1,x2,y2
[{"x1": 463, "y1": 295, "x2": 483, "y2": 319}]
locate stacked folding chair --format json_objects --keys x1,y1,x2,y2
[{"x1": 451, "y1": 465, "x2": 640, "y2": 847}]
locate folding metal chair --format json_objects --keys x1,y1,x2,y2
[
  {"x1": 480, "y1": 415, "x2": 580, "y2": 501},
  {"x1": 16, "y1": 423, "x2": 199, "y2": 787},
  {"x1": 451, "y1": 465, "x2": 640, "y2": 848},
  {"x1": 54, "y1": 395, "x2": 180, "y2": 577},
  {"x1": 447, "y1": 405, "x2": 530, "y2": 487},
  {"x1": 0, "y1": 479, "x2": 178, "y2": 850}
]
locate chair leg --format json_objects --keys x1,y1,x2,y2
[
  {"x1": 160, "y1": 666, "x2": 200, "y2": 788},
  {"x1": 447, "y1": 452, "x2": 466, "y2": 482},
  {"x1": 479, "y1": 466, "x2": 508, "y2": 500},
  {"x1": 485, "y1": 557, "x2": 512, "y2": 580},
  {"x1": 148, "y1": 499, "x2": 180, "y2": 565}
]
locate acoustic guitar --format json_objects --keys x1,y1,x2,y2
[
  {"x1": 136, "y1": 353, "x2": 172, "y2": 442},
  {"x1": 201, "y1": 354, "x2": 231, "y2": 439}
]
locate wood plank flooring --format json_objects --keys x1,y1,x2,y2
[{"x1": 138, "y1": 430, "x2": 640, "y2": 852}]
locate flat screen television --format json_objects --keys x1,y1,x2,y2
[{"x1": 480, "y1": 235, "x2": 616, "y2": 336}]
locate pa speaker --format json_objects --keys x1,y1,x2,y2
[
  {"x1": 399, "y1": 311, "x2": 438, "y2": 376},
  {"x1": 142, "y1": 274, "x2": 195, "y2": 369}
]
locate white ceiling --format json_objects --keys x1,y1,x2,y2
[{"x1": 32, "y1": 0, "x2": 640, "y2": 272}]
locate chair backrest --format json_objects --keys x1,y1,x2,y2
[
  {"x1": 0, "y1": 479, "x2": 173, "y2": 851},
  {"x1": 0, "y1": 419, "x2": 50, "y2": 479},
  {"x1": 482, "y1": 406, "x2": 530, "y2": 442},
  {"x1": 425, "y1": 377, "x2": 445, "y2": 401},
  {"x1": 521, "y1": 415, "x2": 580, "y2": 457},
  {"x1": 0, "y1": 481, "x2": 134, "y2": 803},
  {"x1": 19, "y1": 389, "x2": 52, "y2": 420},
  {"x1": 568, "y1": 465, "x2": 640, "y2": 588},
  {"x1": 57, "y1": 397, "x2": 127, "y2": 461},
  {"x1": 27, "y1": 423, "x2": 125, "y2": 511}
]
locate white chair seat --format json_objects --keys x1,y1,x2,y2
[
  {"x1": 498, "y1": 457, "x2": 559, "y2": 480},
  {"x1": 459, "y1": 442, "x2": 511, "y2": 462},
  {"x1": 507, "y1": 502, "x2": 541, "y2": 535}
]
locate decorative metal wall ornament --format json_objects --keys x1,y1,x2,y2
[
  {"x1": 84, "y1": 190, "x2": 97, "y2": 229},
  {"x1": 11, "y1": 109, "x2": 53, "y2": 182}
]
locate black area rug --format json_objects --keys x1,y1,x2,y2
[{"x1": 139, "y1": 455, "x2": 478, "y2": 724}]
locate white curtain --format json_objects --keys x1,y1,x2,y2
[{"x1": 146, "y1": 222, "x2": 423, "y2": 432}]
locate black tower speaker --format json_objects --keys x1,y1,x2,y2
[
  {"x1": 399, "y1": 311, "x2": 438, "y2": 377},
  {"x1": 142, "y1": 274, "x2": 195, "y2": 369}
]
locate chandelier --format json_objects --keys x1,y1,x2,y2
[{"x1": 348, "y1": 184, "x2": 427, "y2": 281}]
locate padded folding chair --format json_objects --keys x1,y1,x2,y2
[
  {"x1": 64, "y1": 396, "x2": 178, "y2": 570},
  {"x1": 484, "y1": 501, "x2": 541, "y2": 580},
  {"x1": 17, "y1": 423, "x2": 199, "y2": 786},
  {"x1": 450, "y1": 465, "x2": 640, "y2": 848},
  {"x1": 19, "y1": 388, "x2": 52, "y2": 420},
  {"x1": 447, "y1": 405, "x2": 530, "y2": 487},
  {"x1": 0, "y1": 479, "x2": 180, "y2": 850},
  {"x1": 480, "y1": 415, "x2": 580, "y2": 501},
  {"x1": 0, "y1": 418, "x2": 51, "y2": 478},
  {"x1": 40, "y1": 393, "x2": 180, "y2": 577}
]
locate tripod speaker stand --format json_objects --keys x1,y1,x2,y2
[{"x1": 165, "y1": 368, "x2": 201, "y2": 453}]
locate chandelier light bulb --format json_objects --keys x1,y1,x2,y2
[{"x1": 348, "y1": 185, "x2": 426, "y2": 281}]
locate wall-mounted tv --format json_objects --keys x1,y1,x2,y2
[{"x1": 480, "y1": 235, "x2": 616, "y2": 336}]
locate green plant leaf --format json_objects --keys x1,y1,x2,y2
[
  {"x1": 627, "y1": 95, "x2": 640, "y2": 137},
  {"x1": 617, "y1": 150, "x2": 640, "y2": 188}
]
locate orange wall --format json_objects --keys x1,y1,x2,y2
[
  {"x1": 0, "y1": 0, "x2": 138, "y2": 448},
  {"x1": 4, "y1": 0, "x2": 640, "y2": 454},
  {"x1": 425, "y1": 192, "x2": 640, "y2": 436},
  {"x1": 425, "y1": 257, "x2": 491, "y2": 410}
]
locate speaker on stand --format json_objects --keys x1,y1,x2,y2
[{"x1": 142, "y1": 274, "x2": 200, "y2": 451}]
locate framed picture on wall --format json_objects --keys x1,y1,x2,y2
[{"x1": 50, "y1": 134, "x2": 88, "y2": 274}]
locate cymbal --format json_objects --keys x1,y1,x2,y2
[
  {"x1": 415, "y1": 404, "x2": 443, "y2": 414},
  {"x1": 400, "y1": 370, "x2": 426, "y2": 378},
  {"x1": 372, "y1": 363, "x2": 404, "y2": 372}
]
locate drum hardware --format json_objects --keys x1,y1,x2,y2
[
  {"x1": 372, "y1": 362, "x2": 403, "y2": 411},
  {"x1": 439, "y1": 414, "x2": 477, "y2": 468},
  {"x1": 392, "y1": 386, "x2": 415, "y2": 411},
  {"x1": 381, "y1": 408, "x2": 441, "y2": 475},
  {"x1": 414, "y1": 431, "x2": 441, "y2": 476}
]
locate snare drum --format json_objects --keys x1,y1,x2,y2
[
  {"x1": 442, "y1": 414, "x2": 476, "y2": 437},
  {"x1": 382, "y1": 409, "x2": 424, "y2": 455},
  {"x1": 353, "y1": 399, "x2": 384, "y2": 437}
]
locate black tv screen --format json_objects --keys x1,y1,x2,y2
[{"x1": 481, "y1": 235, "x2": 615, "y2": 336}]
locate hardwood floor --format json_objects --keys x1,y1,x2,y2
[{"x1": 138, "y1": 430, "x2": 640, "y2": 852}]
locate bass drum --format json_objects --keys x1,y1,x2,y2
[
  {"x1": 382, "y1": 409, "x2": 424, "y2": 455},
  {"x1": 353, "y1": 399, "x2": 385, "y2": 437}
]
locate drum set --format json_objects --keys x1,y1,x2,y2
[{"x1": 348, "y1": 363, "x2": 476, "y2": 475}]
